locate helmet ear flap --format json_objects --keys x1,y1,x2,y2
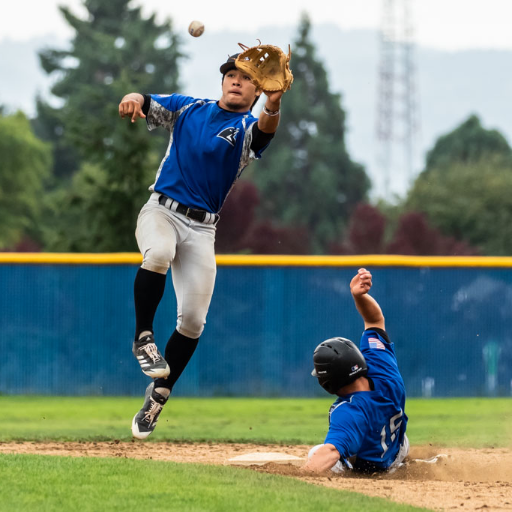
[{"x1": 320, "y1": 380, "x2": 335, "y2": 395}]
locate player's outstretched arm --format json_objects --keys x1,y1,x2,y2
[
  {"x1": 257, "y1": 90, "x2": 283, "y2": 134},
  {"x1": 119, "y1": 93, "x2": 146, "y2": 123},
  {"x1": 350, "y1": 268, "x2": 385, "y2": 330},
  {"x1": 301, "y1": 444, "x2": 340, "y2": 474}
]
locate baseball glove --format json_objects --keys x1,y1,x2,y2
[{"x1": 235, "y1": 42, "x2": 293, "y2": 92}]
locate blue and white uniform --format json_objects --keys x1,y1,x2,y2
[
  {"x1": 323, "y1": 328, "x2": 408, "y2": 472},
  {"x1": 136, "y1": 93, "x2": 273, "y2": 338},
  {"x1": 144, "y1": 93, "x2": 271, "y2": 213}
]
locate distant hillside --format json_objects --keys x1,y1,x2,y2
[{"x1": 1, "y1": 26, "x2": 510, "y2": 197}]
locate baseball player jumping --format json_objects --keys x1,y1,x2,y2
[
  {"x1": 302, "y1": 268, "x2": 409, "y2": 474},
  {"x1": 118, "y1": 51, "x2": 286, "y2": 439}
]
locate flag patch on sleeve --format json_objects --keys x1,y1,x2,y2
[{"x1": 368, "y1": 337, "x2": 386, "y2": 350}]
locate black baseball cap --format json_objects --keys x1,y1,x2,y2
[{"x1": 219, "y1": 53, "x2": 240, "y2": 75}]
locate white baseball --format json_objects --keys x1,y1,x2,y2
[{"x1": 188, "y1": 21, "x2": 205, "y2": 38}]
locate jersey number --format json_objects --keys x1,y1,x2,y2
[{"x1": 380, "y1": 410, "x2": 403, "y2": 459}]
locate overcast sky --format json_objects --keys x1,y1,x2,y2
[{"x1": 2, "y1": 0, "x2": 512, "y2": 50}]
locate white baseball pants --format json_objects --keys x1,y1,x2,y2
[{"x1": 135, "y1": 193, "x2": 217, "y2": 339}]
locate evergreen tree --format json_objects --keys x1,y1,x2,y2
[
  {"x1": 37, "y1": 0, "x2": 182, "y2": 251},
  {"x1": 247, "y1": 13, "x2": 370, "y2": 254},
  {"x1": 32, "y1": 96, "x2": 80, "y2": 181}
]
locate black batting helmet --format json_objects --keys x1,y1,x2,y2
[{"x1": 311, "y1": 337, "x2": 368, "y2": 394}]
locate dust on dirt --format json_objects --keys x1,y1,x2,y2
[{"x1": 0, "y1": 441, "x2": 511, "y2": 511}]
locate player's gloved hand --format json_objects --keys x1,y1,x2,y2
[
  {"x1": 235, "y1": 42, "x2": 293, "y2": 92},
  {"x1": 119, "y1": 99, "x2": 146, "y2": 123},
  {"x1": 350, "y1": 268, "x2": 373, "y2": 297}
]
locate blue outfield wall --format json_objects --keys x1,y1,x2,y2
[{"x1": 1, "y1": 256, "x2": 512, "y2": 397}]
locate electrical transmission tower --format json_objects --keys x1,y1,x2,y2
[{"x1": 376, "y1": 0, "x2": 420, "y2": 197}]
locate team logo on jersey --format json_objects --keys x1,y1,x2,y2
[
  {"x1": 217, "y1": 127, "x2": 240, "y2": 146},
  {"x1": 369, "y1": 337, "x2": 385, "y2": 350}
]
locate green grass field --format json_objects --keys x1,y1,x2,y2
[
  {"x1": 0, "y1": 396, "x2": 510, "y2": 447},
  {"x1": 0, "y1": 396, "x2": 510, "y2": 511},
  {"x1": 0, "y1": 454, "x2": 427, "y2": 512}
]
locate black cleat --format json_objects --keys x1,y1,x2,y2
[
  {"x1": 132, "y1": 334, "x2": 170, "y2": 379},
  {"x1": 131, "y1": 382, "x2": 168, "y2": 440}
]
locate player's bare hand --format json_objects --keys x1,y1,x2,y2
[
  {"x1": 264, "y1": 90, "x2": 284, "y2": 106},
  {"x1": 350, "y1": 268, "x2": 373, "y2": 297},
  {"x1": 119, "y1": 99, "x2": 146, "y2": 123}
]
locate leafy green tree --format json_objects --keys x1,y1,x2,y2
[
  {"x1": 37, "y1": 0, "x2": 182, "y2": 251},
  {"x1": 407, "y1": 155, "x2": 512, "y2": 255},
  {"x1": 424, "y1": 114, "x2": 512, "y2": 173},
  {"x1": 247, "y1": 13, "x2": 370, "y2": 254},
  {"x1": 0, "y1": 112, "x2": 51, "y2": 249},
  {"x1": 404, "y1": 116, "x2": 512, "y2": 255}
]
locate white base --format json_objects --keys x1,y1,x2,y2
[
  {"x1": 226, "y1": 452, "x2": 304, "y2": 467},
  {"x1": 412, "y1": 454, "x2": 449, "y2": 464}
]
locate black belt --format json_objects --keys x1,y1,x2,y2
[{"x1": 158, "y1": 195, "x2": 218, "y2": 224}]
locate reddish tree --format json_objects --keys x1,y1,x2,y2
[
  {"x1": 1, "y1": 237, "x2": 42, "y2": 253},
  {"x1": 329, "y1": 203, "x2": 386, "y2": 254},
  {"x1": 243, "y1": 221, "x2": 311, "y2": 254},
  {"x1": 215, "y1": 181, "x2": 260, "y2": 253},
  {"x1": 216, "y1": 181, "x2": 311, "y2": 254},
  {"x1": 386, "y1": 212, "x2": 478, "y2": 255}
]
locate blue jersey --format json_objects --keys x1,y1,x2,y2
[
  {"x1": 324, "y1": 328, "x2": 408, "y2": 471},
  {"x1": 145, "y1": 94, "x2": 270, "y2": 213}
]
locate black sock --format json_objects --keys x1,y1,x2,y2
[
  {"x1": 134, "y1": 267, "x2": 166, "y2": 340},
  {"x1": 154, "y1": 330, "x2": 199, "y2": 392}
]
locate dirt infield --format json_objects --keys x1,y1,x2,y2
[{"x1": 1, "y1": 442, "x2": 511, "y2": 511}]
